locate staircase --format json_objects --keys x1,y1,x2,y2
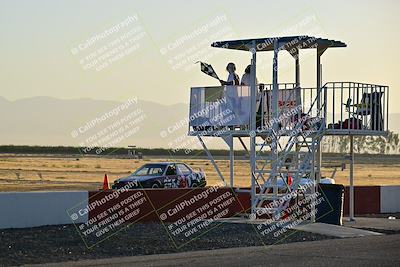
[{"x1": 251, "y1": 86, "x2": 326, "y2": 220}]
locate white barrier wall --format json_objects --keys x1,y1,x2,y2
[
  {"x1": 0, "y1": 191, "x2": 88, "y2": 229},
  {"x1": 380, "y1": 186, "x2": 400, "y2": 213},
  {"x1": 0, "y1": 186, "x2": 399, "y2": 230}
]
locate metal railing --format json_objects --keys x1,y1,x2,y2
[
  {"x1": 323, "y1": 82, "x2": 389, "y2": 134},
  {"x1": 188, "y1": 85, "x2": 251, "y2": 132},
  {"x1": 188, "y1": 82, "x2": 389, "y2": 135}
]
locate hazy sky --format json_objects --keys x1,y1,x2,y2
[{"x1": 1, "y1": 0, "x2": 399, "y2": 112}]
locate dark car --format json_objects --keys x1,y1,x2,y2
[{"x1": 112, "y1": 162, "x2": 206, "y2": 189}]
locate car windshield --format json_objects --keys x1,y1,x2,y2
[{"x1": 132, "y1": 164, "x2": 166, "y2": 176}]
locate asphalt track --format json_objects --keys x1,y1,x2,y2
[{"x1": 29, "y1": 234, "x2": 400, "y2": 267}]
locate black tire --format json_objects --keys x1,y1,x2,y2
[
  {"x1": 151, "y1": 182, "x2": 161, "y2": 188},
  {"x1": 191, "y1": 182, "x2": 199, "y2": 188},
  {"x1": 199, "y1": 180, "x2": 206, "y2": 187}
]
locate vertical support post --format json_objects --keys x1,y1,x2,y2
[
  {"x1": 310, "y1": 137, "x2": 316, "y2": 223},
  {"x1": 197, "y1": 136, "x2": 227, "y2": 186},
  {"x1": 316, "y1": 50, "x2": 321, "y2": 113},
  {"x1": 229, "y1": 134, "x2": 234, "y2": 187},
  {"x1": 386, "y1": 86, "x2": 389, "y2": 132},
  {"x1": 316, "y1": 48, "x2": 322, "y2": 185},
  {"x1": 295, "y1": 51, "x2": 300, "y2": 87},
  {"x1": 272, "y1": 40, "x2": 279, "y2": 199},
  {"x1": 250, "y1": 41, "x2": 257, "y2": 216},
  {"x1": 313, "y1": 46, "x2": 326, "y2": 223},
  {"x1": 294, "y1": 49, "x2": 300, "y2": 171},
  {"x1": 349, "y1": 135, "x2": 355, "y2": 221},
  {"x1": 272, "y1": 41, "x2": 279, "y2": 122}
]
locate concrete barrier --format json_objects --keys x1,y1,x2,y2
[
  {"x1": 0, "y1": 185, "x2": 399, "y2": 229},
  {"x1": 380, "y1": 186, "x2": 400, "y2": 213},
  {"x1": 343, "y1": 186, "x2": 381, "y2": 215},
  {"x1": 87, "y1": 187, "x2": 249, "y2": 223},
  {"x1": 0, "y1": 191, "x2": 88, "y2": 229}
]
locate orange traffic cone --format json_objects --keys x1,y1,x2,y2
[
  {"x1": 103, "y1": 174, "x2": 109, "y2": 190},
  {"x1": 287, "y1": 175, "x2": 293, "y2": 187}
]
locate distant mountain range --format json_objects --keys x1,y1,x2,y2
[
  {"x1": 0, "y1": 96, "x2": 399, "y2": 148},
  {"x1": 0, "y1": 96, "x2": 189, "y2": 148}
]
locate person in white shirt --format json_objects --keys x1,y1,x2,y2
[
  {"x1": 219, "y1": 62, "x2": 239, "y2": 86},
  {"x1": 240, "y1": 65, "x2": 258, "y2": 86},
  {"x1": 240, "y1": 65, "x2": 265, "y2": 128}
]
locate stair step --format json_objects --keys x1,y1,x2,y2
[
  {"x1": 254, "y1": 207, "x2": 278, "y2": 213},
  {"x1": 259, "y1": 185, "x2": 285, "y2": 190},
  {"x1": 255, "y1": 156, "x2": 274, "y2": 161},
  {"x1": 233, "y1": 213, "x2": 251, "y2": 218},
  {"x1": 276, "y1": 169, "x2": 313, "y2": 173},
  {"x1": 256, "y1": 192, "x2": 288, "y2": 198},
  {"x1": 235, "y1": 189, "x2": 252, "y2": 193},
  {"x1": 254, "y1": 170, "x2": 270, "y2": 174}
]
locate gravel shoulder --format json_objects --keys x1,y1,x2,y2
[{"x1": 1, "y1": 222, "x2": 334, "y2": 266}]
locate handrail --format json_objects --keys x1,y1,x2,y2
[
  {"x1": 324, "y1": 81, "x2": 389, "y2": 88},
  {"x1": 322, "y1": 82, "x2": 388, "y2": 133},
  {"x1": 188, "y1": 82, "x2": 389, "y2": 135}
]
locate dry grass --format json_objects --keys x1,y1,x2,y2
[{"x1": 0, "y1": 154, "x2": 399, "y2": 192}]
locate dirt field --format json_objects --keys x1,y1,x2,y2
[{"x1": 0, "y1": 154, "x2": 399, "y2": 192}]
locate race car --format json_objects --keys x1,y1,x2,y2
[{"x1": 111, "y1": 162, "x2": 206, "y2": 189}]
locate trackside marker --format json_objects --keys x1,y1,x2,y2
[{"x1": 103, "y1": 174, "x2": 109, "y2": 190}]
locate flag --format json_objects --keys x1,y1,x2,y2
[{"x1": 198, "y1": 61, "x2": 219, "y2": 80}]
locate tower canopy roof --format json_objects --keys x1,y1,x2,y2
[{"x1": 211, "y1": 35, "x2": 346, "y2": 52}]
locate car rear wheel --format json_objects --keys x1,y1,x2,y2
[{"x1": 151, "y1": 182, "x2": 161, "y2": 188}]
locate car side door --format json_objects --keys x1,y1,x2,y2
[
  {"x1": 164, "y1": 164, "x2": 179, "y2": 188},
  {"x1": 177, "y1": 163, "x2": 193, "y2": 187}
]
